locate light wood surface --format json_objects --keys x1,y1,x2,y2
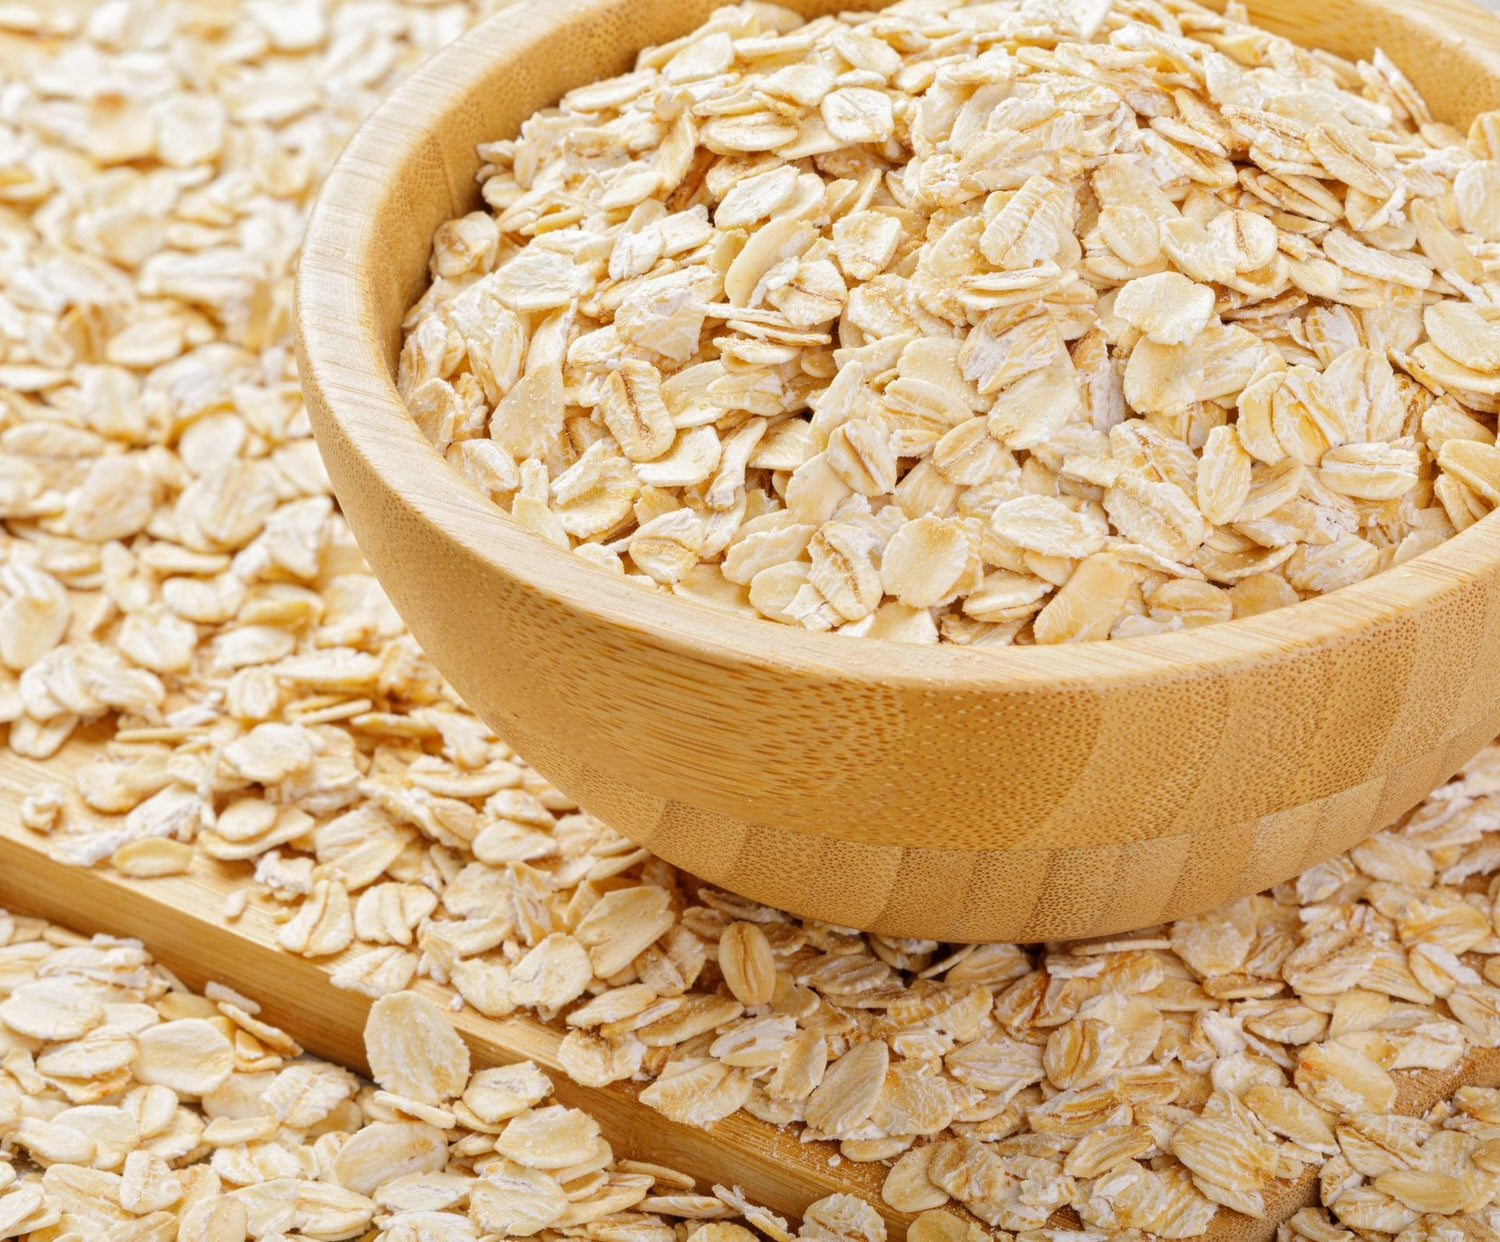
[
  {"x1": 295, "y1": 0, "x2": 1500, "y2": 942},
  {"x1": 0, "y1": 741, "x2": 1496, "y2": 1241}
]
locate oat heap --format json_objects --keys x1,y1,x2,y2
[
  {"x1": 10, "y1": 0, "x2": 1500, "y2": 1239},
  {"x1": 404, "y1": 0, "x2": 1500, "y2": 645},
  {"x1": 0, "y1": 0, "x2": 518, "y2": 769},
  {"x1": 0, "y1": 912, "x2": 909, "y2": 1242}
]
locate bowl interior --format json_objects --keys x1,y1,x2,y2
[{"x1": 297, "y1": 0, "x2": 1500, "y2": 698}]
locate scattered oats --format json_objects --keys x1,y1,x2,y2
[{"x1": 0, "y1": 906, "x2": 888, "y2": 1242}]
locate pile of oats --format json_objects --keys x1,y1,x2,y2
[
  {"x1": 403, "y1": 0, "x2": 1500, "y2": 646},
  {"x1": 0, "y1": 910, "x2": 913, "y2": 1242},
  {"x1": 9, "y1": 0, "x2": 1500, "y2": 1239}
]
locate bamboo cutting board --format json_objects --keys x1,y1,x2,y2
[{"x1": 1, "y1": 740, "x2": 1498, "y2": 1242}]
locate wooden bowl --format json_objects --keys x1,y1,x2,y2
[{"x1": 296, "y1": 0, "x2": 1500, "y2": 942}]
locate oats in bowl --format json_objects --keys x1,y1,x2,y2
[{"x1": 399, "y1": 0, "x2": 1500, "y2": 647}]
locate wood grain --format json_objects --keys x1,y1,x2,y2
[
  {"x1": 0, "y1": 742, "x2": 1497, "y2": 1241},
  {"x1": 295, "y1": 0, "x2": 1500, "y2": 941}
]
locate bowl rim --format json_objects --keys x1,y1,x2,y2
[{"x1": 295, "y1": 0, "x2": 1500, "y2": 694}]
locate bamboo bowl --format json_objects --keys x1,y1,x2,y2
[{"x1": 297, "y1": 0, "x2": 1500, "y2": 942}]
